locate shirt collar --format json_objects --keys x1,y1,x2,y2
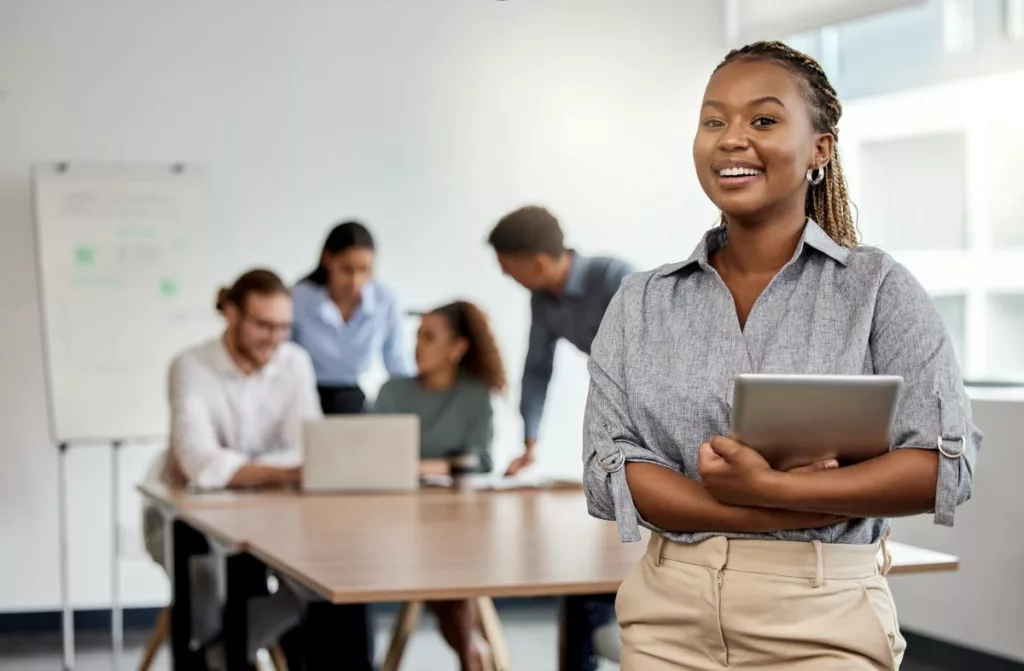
[
  {"x1": 211, "y1": 336, "x2": 280, "y2": 379},
  {"x1": 562, "y1": 251, "x2": 590, "y2": 298},
  {"x1": 313, "y1": 280, "x2": 379, "y2": 324},
  {"x1": 658, "y1": 218, "x2": 850, "y2": 276}
]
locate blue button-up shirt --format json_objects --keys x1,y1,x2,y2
[
  {"x1": 521, "y1": 251, "x2": 635, "y2": 441},
  {"x1": 291, "y1": 280, "x2": 415, "y2": 386}
]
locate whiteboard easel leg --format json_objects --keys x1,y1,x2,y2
[
  {"x1": 58, "y1": 442, "x2": 74, "y2": 671},
  {"x1": 111, "y1": 440, "x2": 123, "y2": 671}
]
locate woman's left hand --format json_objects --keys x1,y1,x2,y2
[{"x1": 698, "y1": 436, "x2": 775, "y2": 506}]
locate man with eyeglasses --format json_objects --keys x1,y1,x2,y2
[
  {"x1": 164, "y1": 267, "x2": 319, "y2": 489},
  {"x1": 143, "y1": 268, "x2": 374, "y2": 670}
]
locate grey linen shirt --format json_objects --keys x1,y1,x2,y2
[
  {"x1": 583, "y1": 220, "x2": 981, "y2": 545},
  {"x1": 522, "y1": 251, "x2": 635, "y2": 441}
]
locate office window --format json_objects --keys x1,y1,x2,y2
[
  {"x1": 777, "y1": 0, "x2": 1024, "y2": 384},
  {"x1": 933, "y1": 295, "x2": 967, "y2": 370},
  {"x1": 985, "y1": 119, "x2": 1024, "y2": 249},
  {"x1": 856, "y1": 134, "x2": 967, "y2": 251},
  {"x1": 984, "y1": 295, "x2": 1024, "y2": 381},
  {"x1": 834, "y1": 2, "x2": 943, "y2": 98},
  {"x1": 781, "y1": 1, "x2": 1024, "y2": 100}
]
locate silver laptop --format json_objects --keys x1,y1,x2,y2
[
  {"x1": 302, "y1": 415, "x2": 420, "y2": 493},
  {"x1": 731, "y1": 374, "x2": 903, "y2": 471}
]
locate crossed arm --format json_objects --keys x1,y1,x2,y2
[{"x1": 627, "y1": 440, "x2": 939, "y2": 535}]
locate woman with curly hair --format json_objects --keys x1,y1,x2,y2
[{"x1": 374, "y1": 300, "x2": 506, "y2": 671}]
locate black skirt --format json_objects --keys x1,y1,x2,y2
[{"x1": 317, "y1": 385, "x2": 366, "y2": 415}]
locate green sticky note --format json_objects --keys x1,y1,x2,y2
[
  {"x1": 159, "y1": 277, "x2": 179, "y2": 297},
  {"x1": 74, "y1": 246, "x2": 95, "y2": 266}
]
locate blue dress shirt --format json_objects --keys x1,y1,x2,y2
[
  {"x1": 291, "y1": 280, "x2": 415, "y2": 386},
  {"x1": 521, "y1": 252, "x2": 635, "y2": 441}
]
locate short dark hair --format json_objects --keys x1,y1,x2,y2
[
  {"x1": 487, "y1": 206, "x2": 566, "y2": 257},
  {"x1": 216, "y1": 268, "x2": 289, "y2": 313},
  {"x1": 304, "y1": 220, "x2": 376, "y2": 285}
]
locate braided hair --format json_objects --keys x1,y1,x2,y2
[{"x1": 715, "y1": 41, "x2": 859, "y2": 248}]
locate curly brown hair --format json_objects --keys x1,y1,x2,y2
[
  {"x1": 715, "y1": 41, "x2": 859, "y2": 248},
  {"x1": 431, "y1": 301, "x2": 507, "y2": 393}
]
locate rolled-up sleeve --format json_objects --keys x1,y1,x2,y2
[
  {"x1": 583, "y1": 284, "x2": 678, "y2": 542},
  {"x1": 871, "y1": 263, "x2": 981, "y2": 526}
]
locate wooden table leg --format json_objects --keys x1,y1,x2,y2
[
  {"x1": 476, "y1": 597, "x2": 512, "y2": 671},
  {"x1": 267, "y1": 643, "x2": 289, "y2": 671},
  {"x1": 382, "y1": 601, "x2": 423, "y2": 671},
  {"x1": 138, "y1": 607, "x2": 169, "y2": 671}
]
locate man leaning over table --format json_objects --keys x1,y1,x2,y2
[{"x1": 141, "y1": 268, "x2": 373, "y2": 671}]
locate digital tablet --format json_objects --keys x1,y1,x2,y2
[{"x1": 730, "y1": 374, "x2": 903, "y2": 471}]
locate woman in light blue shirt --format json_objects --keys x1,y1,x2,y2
[{"x1": 292, "y1": 221, "x2": 415, "y2": 414}]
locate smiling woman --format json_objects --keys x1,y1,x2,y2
[
  {"x1": 582, "y1": 40, "x2": 981, "y2": 671},
  {"x1": 696, "y1": 41, "x2": 857, "y2": 249}
]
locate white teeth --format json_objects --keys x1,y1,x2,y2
[{"x1": 719, "y1": 166, "x2": 764, "y2": 177}]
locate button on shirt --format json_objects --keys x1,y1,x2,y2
[
  {"x1": 291, "y1": 280, "x2": 415, "y2": 386},
  {"x1": 583, "y1": 220, "x2": 981, "y2": 545},
  {"x1": 169, "y1": 338, "x2": 323, "y2": 490},
  {"x1": 522, "y1": 252, "x2": 635, "y2": 441}
]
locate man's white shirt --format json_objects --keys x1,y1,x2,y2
[{"x1": 169, "y1": 337, "x2": 322, "y2": 489}]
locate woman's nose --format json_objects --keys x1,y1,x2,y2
[{"x1": 719, "y1": 122, "x2": 750, "y2": 151}]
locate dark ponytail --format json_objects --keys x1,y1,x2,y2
[
  {"x1": 303, "y1": 220, "x2": 376, "y2": 285},
  {"x1": 216, "y1": 269, "x2": 288, "y2": 313}
]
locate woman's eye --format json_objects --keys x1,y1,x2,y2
[
  {"x1": 752, "y1": 116, "x2": 777, "y2": 127},
  {"x1": 702, "y1": 118, "x2": 725, "y2": 129}
]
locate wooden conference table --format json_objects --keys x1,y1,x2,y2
[{"x1": 139, "y1": 481, "x2": 960, "y2": 671}]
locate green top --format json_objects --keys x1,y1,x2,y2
[{"x1": 373, "y1": 375, "x2": 495, "y2": 473}]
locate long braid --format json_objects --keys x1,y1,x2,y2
[{"x1": 715, "y1": 41, "x2": 859, "y2": 248}]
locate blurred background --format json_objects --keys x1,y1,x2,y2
[{"x1": 0, "y1": 0, "x2": 1022, "y2": 669}]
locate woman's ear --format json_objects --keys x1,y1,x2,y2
[
  {"x1": 452, "y1": 337, "x2": 470, "y2": 362},
  {"x1": 812, "y1": 132, "x2": 835, "y2": 171}
]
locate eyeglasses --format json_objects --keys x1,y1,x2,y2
[{"x1": 242, "y1": 314, "x2": 293, "y2": 337}]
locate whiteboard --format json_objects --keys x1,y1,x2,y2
[{"x1": 33, "y1": 163, "x2": 221, "y2": 442}]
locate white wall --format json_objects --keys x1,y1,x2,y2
[
  {"x1": 0, "y1": 0, "x2": 723, "y2": 611},
  {"x1": 890, "y1": 395, "x2": 1024, "y2": 662}
]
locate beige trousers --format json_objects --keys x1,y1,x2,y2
[{"x1": 616, "y1": 535, "x2": 906, "y2": 670}]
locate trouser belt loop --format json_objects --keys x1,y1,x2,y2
[
  {"x1": 879, "y1": 527, "x2": 893, "y2": 576},
  {"x1": 811, "y1": 540, "x2": 824, "y2": 588}
]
